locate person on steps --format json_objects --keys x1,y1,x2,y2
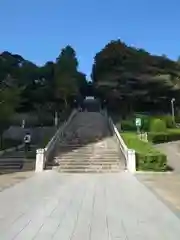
[{"x1": 24, "y1": 132, "x2": 31, "y2": 152}]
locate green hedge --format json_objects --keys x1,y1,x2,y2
[
  {"x1": 120, "y1": 114, "x2": 175, "y2": 132},
  {"x1": 121, "y1": 120, "x2": 137, "y2": 131},
  {"x1": 148, "y1": 129, "x2": 180, "y2": 143},
  {"x1": 121, "y1": 132, "x2": 167, "y2": 171},
  {"x1": 159, "y1": 115, "x2": 175, "y2": 128},
  {"x1": 121, "y1": 116, "x2": 150, "y2": 131},
  {"x1": 150, "y1": 118, "x2": 167, "y2": 132},
  {"x1": 136, "y1": 152, "x2": 167, "y2": 171}
]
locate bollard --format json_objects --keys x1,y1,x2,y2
[
  {"x1": 127, "y1": 149, "x2": 136, "y2": 173},
  {"x1": 35, "y1": 148, "x2": 45, "y2": 172}
]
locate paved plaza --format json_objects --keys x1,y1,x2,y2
[{"x1": 1, "y1": 171, "x2": 180, "y2": 239}]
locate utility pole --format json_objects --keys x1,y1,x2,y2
[
  {"x1": 171, "y1": 98, "x2": 175, "y2": 123},
  {"x1": 55, "y1": 111, "x2": 58, "y2": 127}
]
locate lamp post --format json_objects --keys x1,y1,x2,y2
[
  {"x1": 171, "y1": 98, "x2": 175, "y2": 123},
  {"x1": 54, "y1": 111, "x2": 58, "y2": 127}
]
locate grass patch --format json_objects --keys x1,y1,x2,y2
[{"x1": 121, "y1": 132, "x2": 160, "y2": 154}]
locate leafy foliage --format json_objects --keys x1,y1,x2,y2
[
  {"x1": 0, "y1": 76, "x2": 21, "y2": 146},
  {"x1": 150, "y1": 119, "x2": 167, "y2": 132},
  {"x1": 0, "y1": 46, "x2": 88, "y2": 114},
  {"x1": 148, "y1": 129, "x2": 180, "y2": 143},
  {"x1": 92, "y1": 40, "x2": 180, "y2": 114}
]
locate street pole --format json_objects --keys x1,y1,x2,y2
[
  {"x1": 171, "y1": 98, "x2": 175, "y2": 123},
  {"x1": 55, "y1": 111, "x2": 58, "y2": 127}
]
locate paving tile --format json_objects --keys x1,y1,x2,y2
[{"x1": 0, "y1": 171, "x2": 180, "y2": 239}]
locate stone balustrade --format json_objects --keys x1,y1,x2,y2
[
  {"x1": 108, "y1": 116, "x2": 136, "y2": 173},
  {"x1": 35, "y1": 109, "x2": 78, "y2": 172}
]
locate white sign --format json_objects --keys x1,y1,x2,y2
[
  {"x1": 85, "y1": 96, "x2": 94, "y2": 100},
  {"x1": 135, "y1": 118, "x2": 141, "y2": 127}
]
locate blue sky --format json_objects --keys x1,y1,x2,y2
[{"x1": 0, "y1": 0, "x2": 180, "y2": 78}]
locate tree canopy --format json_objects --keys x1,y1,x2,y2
[
  {"x1": 0, "y1": 46, "x2": 88, "y2": 114},
  {"x1": 92, "y1": 40, "x2": 180, "y2": 114}
]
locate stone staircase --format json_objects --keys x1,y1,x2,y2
[
  {"x1": 51, "y1": 112, "x2": 125, "y2": 173},
  {"x1": 0, "y1": 146, "x2": 36, "y2": 174}
]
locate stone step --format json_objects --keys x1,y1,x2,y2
[
  {"x1": 55, "y1": 153, "x2": 121, "y2": 157},
  {"x1": 58, "y1": 164, "x2": 121, "y2": 171},
  {"x1": 57, "y1": 160, "x2": 121, "y2": 166},
  {"x1": 54, "y1": 158, "x2": 121, "y2": 163},
  {"x1": 56, "y1": 168, "x2": 122, "y2": 173},
  {"x1": 58, "y1": 148, "x2": 120, "y2": 152},
  {"x1": 54, "y1": 157, "x2": 121, "y2": 162}
]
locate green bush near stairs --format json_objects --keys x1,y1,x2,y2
[
  {"x1": 148, "y1": 129, "x2": 180, "y2": 144},
  {"x1": 121, "y1": 132, "x2": 167, "y2": 171}
]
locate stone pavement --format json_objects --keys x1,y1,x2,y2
[
  {"x1": 136, "y1": 172, "x2": 180, "y2": 216},
  {"x1": 1, "y1": 171, "x2": 180, "y2": 239},
  {"x1": 0, "y1": 171, "x2": 34, "y2": 192},
  {"x1": 155, "y1": 141, "x2": 180, "y2": 172}
]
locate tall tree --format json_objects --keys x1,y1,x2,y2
[
  {"x1": 0, "y1": 75, "x2": 21, "y2": 146},
  {"x1": 54, "y1": 45, "x2": 80, "y2": 109}
]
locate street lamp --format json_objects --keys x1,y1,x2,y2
[{"x1": 171, "y1": 98, "x2": 175, "y2": 123}]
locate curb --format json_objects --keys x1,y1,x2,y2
[{"x1": 136, "y1": 171, "x2": 173, "y2": 174}]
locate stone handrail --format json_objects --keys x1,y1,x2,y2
[
  {"x1": 35, "y1": 109, "x2": 78, "y2": 172},
  {"x1": 108, "y1": 116, "x2": 136, "y2": 173}
]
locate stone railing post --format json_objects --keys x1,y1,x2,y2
[
  {"x1": 35, "y1": 148, "x2": 45, "y2": 172},
  {"x1": 35, "y1": 109, "x2": 78, "y2": 172},
  {"x1": 127, "y1": 149, "x2": 136, "y2": 173},
  {"x1": 108, "y1": 115, "x2": 136, "y2": 173}
]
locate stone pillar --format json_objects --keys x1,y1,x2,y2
[
  {"x1": 35, "y1": 148, "x2": 45, "y2": 172},
  {"x1": 127, "y1": 149, "x2": 136, "y2": 173}
]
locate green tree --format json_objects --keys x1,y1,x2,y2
[
  {"x1": 54, "y1": 46, "x2": 80, "y2": 109},
  {"x1": 0, "y1": 77, "x2": 21, "y2": 147},
  {"x1": 92, "y1": 39, "x2": 180, "y2": 115}
]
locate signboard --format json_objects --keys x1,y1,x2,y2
[
  {"x1": 85, "y1": 96, "x2": 95, "y2": 100},
  {"x1": 135, "y1": 118, "x2": 141, "y2": 127}
]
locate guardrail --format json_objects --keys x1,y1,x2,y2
[
  {"x1": 35, "y1": 109, "x2": 78, "y2": 172},
  {"x1": 108, "y1": 116, "x2": 136, "y2": 173}
]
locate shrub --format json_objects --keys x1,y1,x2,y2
[
  {"x1": 175, "y1": 115, "x2": 180, "y2": 123},
  {"x1": 150, "y1": 118, "x2": 167, "y2": 132},
  {"x1": 121, "y1": 132, "x2": 167, "y2": 171},
  {"x1": 121, "y1": 115, "x2": 151, "y2": 132},
  {"x1": 136, "y1": 152, "x2": 167, "y2": 171},
  {"x1": 148, "y1": 132, "x2": 168, "y2": 143},
  {"x1": 121, "y1": 120, "x2": 136, "y2": 131},
  {"x1": 148, "y1": 129, "x2": 180, "y2": 143},
  {"x1": 159, "y1": 115, "x2": 175, "y2": 128}
]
